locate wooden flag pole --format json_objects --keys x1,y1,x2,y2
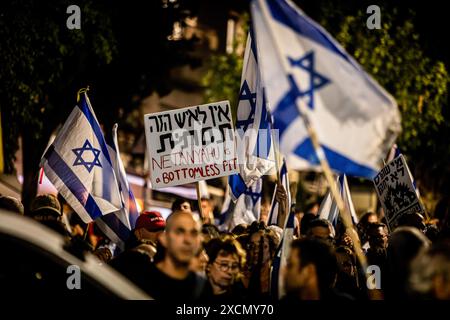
[
  {"x1": 271, "y1": 125, "x2": 290, "y2": 227},
  {"x1": 270, "y1": 123, "x2": 281, "y2": 182},
  {"x1": 143, "y1": 149, "x2": 151, "y2": 211},
  {"x1": 196, "y1": 181, "x2": 204, "y2": 223},
  {"x1": 298, "y1": 103, "x2": 369, "y2": 275}
]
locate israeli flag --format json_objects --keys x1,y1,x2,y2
[
  {"x1": 318, "y1": 189, "x2": 339, "y2": 228},
  {"x1": 218, "y1": 179, "x2": 262, "y2": 232},
  {"x1": 267, "y1": 159, "x2": 291, "y2": 228},
  {"x1": 230, "y1": 29, "x2": 275, "y2": 200},
  {"x1": 95, "y1": 124, "x2": 140, "y2": 253},
  {"x1": 251, "y1": 0, "x2": 401, "y2": 179},
  {"x1": 41, "y1": 92, "x2": 123, "y2": 223},
  {"x1": 318, "y1": 174, "x2": 358, "y2": 228}
]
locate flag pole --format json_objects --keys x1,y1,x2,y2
[
  {"x1": 300, "y1": 104, "x2": 368, "y2": 271},
  {"x1": 270, "y1": 120, "x2": 281, "y2": 182},
  {"x1": 271, "y1": 130, "x2": 291, "y2": 229},
  {"x1": 269, "y1": 109, "x2": 291, "y2": 226},
  {"x1": 143, "y1": 149, "x2": 151, "y2": 211},
  {"x1": 297, "y1": 107, "x2": 381, "y2": 297},
  {"x1": 77, "y1": 86, "x2": 90, "y2": 102},
  {"x1": 196, "y1": 181, "x2": 204, "y2": 223}
]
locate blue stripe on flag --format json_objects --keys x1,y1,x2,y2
[
  {"x1": 218, "y1": 196, "x2": 235, "y2": 228},
  {"x1": 272, "y1": 75, "x2": 301, "y2": 137},
  {"x1": 394, "y1": 146, "x2": 401, "y2": 158},
  {"x1": 102, "y1": 163, "x2": 111, "y2": 201},
  {"x1": 229, "y1": 174, "x2": 247, "y2": 200},
  {"x1": 100, "y1": 213, "x2": 132, "y2": 243},
  {"x1": 293, "y1": 138, "x2": 377, "y2": 178},
  {"x1": 78, "y1": 94, "x2": 113, "y2": 167},
  {"x1": 280, "y1": 159, "x2": 288, "y2": 177},
  {"x1": 254, "y1": 91, "x2": 272, "y2": 158},
  {"x1": 266, "y1": 0, "x2": 349, "y2": 63},
  {"x1": 285, "y1": 207, "x2": 295, "y2": 229},
  {"x1": 270, "y1": 246, "x2": 282, "y2": 298},
  {"x1": 264, "y1": 0, "x2": 391, "y2": 106},
  {"x1": 44, "y1": 145, "x2": 103, "y2": 220},
  {"x1": 128, "y1": 190, "x2": 139, "y2": 229},
  {"x1": 338, "y1": 174, "x2": 345, "y2": 192}
]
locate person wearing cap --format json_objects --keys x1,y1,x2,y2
[
  {"x1": 0, "y1": 194, "x2": 24, "y2": 215},
  {"x1": 109, "y1": 211, "x2": 166, "y2": 287},
  {"x1": 28, "y1": 194, "x2": 70, "y2": 237},
  {"x1": 127, "y1": 210, "x2": 166, "y2": 252}
]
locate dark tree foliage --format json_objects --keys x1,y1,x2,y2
[{"x1": 0, "y1": 0, "x2": 200, "y2": 211}]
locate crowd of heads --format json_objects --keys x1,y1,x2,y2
[{"x1": 1, "y1": 191, "x2": 450, "y2": 301}]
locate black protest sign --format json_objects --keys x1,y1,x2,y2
[{"x1": 373, "y1": 155, "x2": 425, "y2": 230}]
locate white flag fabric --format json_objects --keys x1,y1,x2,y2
[
  {"x1": 229, "y1": 30, "x2": 276, "y2": 201},
  {"x1": 318, "y1": 189, "x2": 338, "y2": 226},
  {"x1": 95, "y1": 124, "x2": 140, "y2": 252},
  {"x1": 218, "y1": 179, "x2": 262, "y2": 231},
  {"x1": 41, "y1": 92, "x2": 122, "y2": 223},
  {"x1": 251, "y1": 0, "x2": 401, "y2": 179},
  {"x1": 318, "y1": 174, "x2": 358, "y2": 227},
  {"x1": 236, "y1": 30, "x2": 275, "y2": 185},
  {"x1": 198, "y1": 180, "x2": 210, "y2": 199}
]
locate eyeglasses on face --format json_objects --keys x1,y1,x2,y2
[{"x1": 214, "y1": 261, "x2": 240, "y2": 272}]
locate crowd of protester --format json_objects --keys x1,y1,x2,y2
[{"x1": 1, "y1": 188, "x2": 450, "y2": 301}]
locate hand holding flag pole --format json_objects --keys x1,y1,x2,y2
[
  {"x1": 195, "y1": 181, "x2": 204, "y2": 223},
  {"x1": 270, "y1": 118, "x2": 290, "y2": 227}
]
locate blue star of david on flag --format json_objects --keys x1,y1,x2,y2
[
  {"x1": 288, "y1": 51, "x2": 330, "y2": 110},
  {"x1": 72, "y1": 139, "x2": 102, "y2": 173},
  {"x1": 236, "y1": 80, "x2": 257, "y2": 132},
  {"x1": 243, "y1": 188, "x2": 261, "y2": 207}
]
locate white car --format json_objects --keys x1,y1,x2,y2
[{"x1": 0, "y1": 209, "x2": 151, "y2": 299}]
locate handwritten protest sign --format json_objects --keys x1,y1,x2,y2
[
  {"x1": 144, "y1": 101, "x2": 238, "y2": 188},
  {"x1": 373, "y1": 155, "x2": 425, "y2": 230}
]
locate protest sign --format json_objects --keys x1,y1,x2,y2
[
  {"x1": 144, "y1": 101, "x2": 238, "y2": 188},
  {"x1": 373, "y1": 155, "x2": 425, "y2": 230}
]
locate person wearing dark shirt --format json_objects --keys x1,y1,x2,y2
[
  {"x1": 109, "y1": 211, "x2": 166, "y2": 281},
  {"x1": 201, "y1": 235, "x2": 247, "y2": 302},
  {"x1": 140, "y1": 210, "x2": 206, "y2": 301},
  {"x1": 282, "y1": 238, "x2": 354, "y2": 301}
]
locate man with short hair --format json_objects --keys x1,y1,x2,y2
[
  {"x1": 306, "y1": 218, "x2": 335, "y2": 245},
  {"x1": 283, "y1": 238, "x2": 352, "y2": 301},
  {"x1": 171, "y1": 198, "x2": 192, "y2": 213},
  {"x1": 141, "y1": 211, "x2": 205, "y2": 301}
]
